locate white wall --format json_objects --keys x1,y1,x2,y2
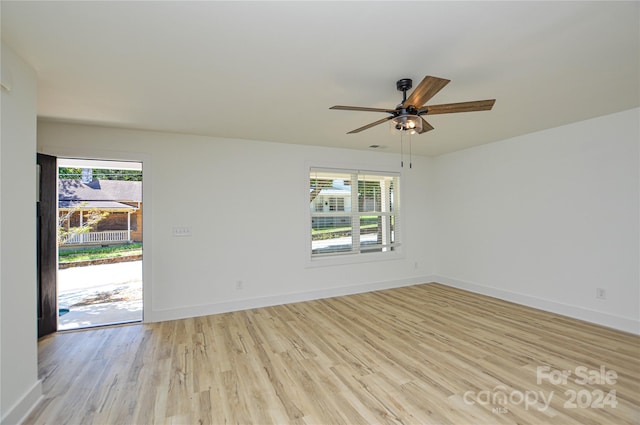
[
  {"x1": 0, "y1": 44, "x2": 42, "y2": 424},
  {"x1": 433, "y1": 108, "x2": 640, "y2": 334},
  {"x1": 38, "y1": 122, "x2": 437, "y2": 322}
]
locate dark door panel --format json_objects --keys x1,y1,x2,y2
[{"x1": 37, "y1": 153, "x2": 57, "y2": 338}]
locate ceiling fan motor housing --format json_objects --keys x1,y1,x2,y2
[{"x1": 396, "y1": 78, "x2": 413, "y2": 92}]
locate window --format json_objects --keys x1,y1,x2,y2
[
  {"x1": 309, "y1": 168, "x2": 400, "y2": 257},
  {"x1": 328, "y1": 197, "x2": 344, "y2": 211}
]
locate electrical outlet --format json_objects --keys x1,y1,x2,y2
[
  {"x1": 596, "y1": 288, "x2": 606, "y2": 300},
  {"x1": 236, "y1": 280, "x2": 243, "y2": 290},
  {"x1": 172, "y1": 226, "x2": 192, "y2": 237}
]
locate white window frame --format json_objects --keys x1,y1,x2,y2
[{"x1": 307, "y1": 165, "x2": 402, "y2": 267}]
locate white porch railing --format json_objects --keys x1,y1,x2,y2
[{"x1": 63, "y1": 230, "x2": 131, "y2": 245}]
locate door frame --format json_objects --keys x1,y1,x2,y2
[{"x1": 39, "y1": 146, "x2": 153, "y2": 323}]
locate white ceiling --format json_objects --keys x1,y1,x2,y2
[{"x1": 2, "y1": 1, "x2": 638, "y2": 156}]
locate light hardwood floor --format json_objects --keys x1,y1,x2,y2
[{"x1": 25, "y1": 283, "x2": 639, "y2": 424}]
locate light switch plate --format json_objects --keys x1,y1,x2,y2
[{"x1": 172, "y1": 226, "x2": 192, "y2": 237}]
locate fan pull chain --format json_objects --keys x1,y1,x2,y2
[
  {"x1": 409, "y1": 132, "x2": 413, "y2": 169},
  {"x1": 400, "y1": 131, "x2": 404, "y2": 168}
]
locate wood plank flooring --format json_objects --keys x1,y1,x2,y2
[{"x1": 24, "y1": 283, "x2": 639, "y2": 424}]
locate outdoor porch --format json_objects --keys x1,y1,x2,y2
[{"x1": 59, "y1": 201, "x2": 141, "y2": 246}]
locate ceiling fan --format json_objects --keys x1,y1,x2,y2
[{"x1": 330, "y1": 75, "x2": 495, "y2": 135}]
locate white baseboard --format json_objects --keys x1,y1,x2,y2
[
  {"x1": 148, "y1": 276, "x2": 432, "y2": 323},
  {"x1": 433, "y1": 275, "x2": 640, "y2": 335},
  {"x1": 1, "y1": 379, "x2": 42, "y2": 425}
]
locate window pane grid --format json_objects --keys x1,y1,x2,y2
[{"x1": 310, "y1": 168, "x2": 400, "y2": 258}]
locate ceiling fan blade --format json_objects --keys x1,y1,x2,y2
[
  {"x1": 330, "y1": 105, "x2": 397, "y2": 113},
  {"x1": 421, "y1": 99, "x2": 496, "y2": 115},
  {"x1": 403, "y1": 76, "x2": 450, "y2": 108},
  {"x1": 347, "y1": 116, "x2": 394, "y2": 134},
  {"x1": 417, "y1": 117, "x2": 434, "y2": 134}
]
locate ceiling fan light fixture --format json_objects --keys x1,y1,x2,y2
[{"x1": 390, "y1": 115, "x2": 422, "y2": 135}]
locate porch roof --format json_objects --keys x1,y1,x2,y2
[
  {"x1": 59, "y1": 179, "x2": 142, "y2": 203},
  {"x1": 317, "y1": 187, "x2": 351, "y2": 196},
  {"x1": 58, "y1": 200, "x2": 138, "y2": 212}
]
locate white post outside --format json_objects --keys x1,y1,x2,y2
[{"x1": 79, "y1": 210, "x2": 84, "y2": 243}]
